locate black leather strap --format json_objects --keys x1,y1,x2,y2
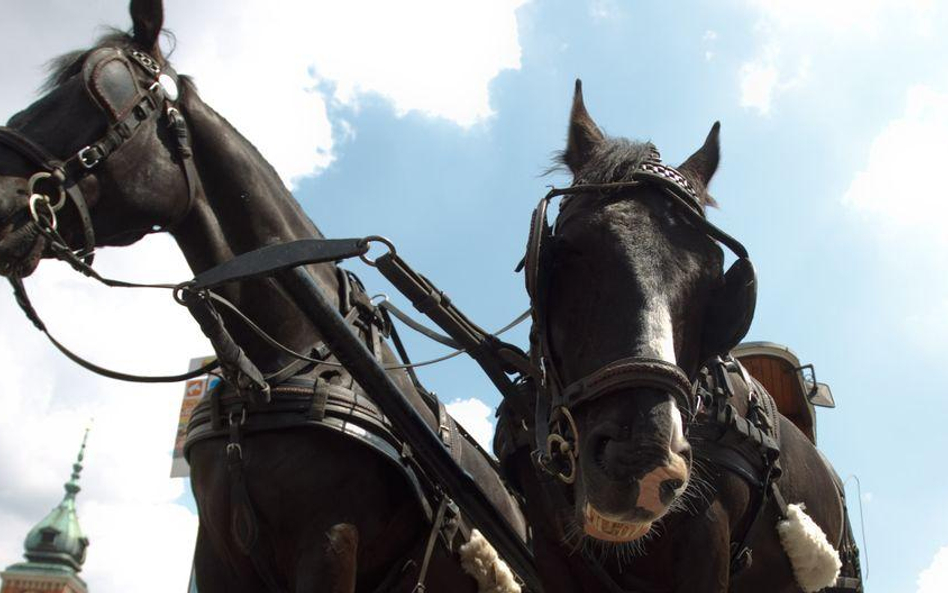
[
  {"x1": 189, "y1": 239, "x2": 370, "y2": 290},
  {"x1": 8, "y1": 277, "x2": 218, "y2": 382}
]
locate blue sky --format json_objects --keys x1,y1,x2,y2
[{"x1": 2, "y1": 1, "x2": 947, "y2": 592}]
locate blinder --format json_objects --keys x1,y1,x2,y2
[
  {"x1": 83, "y1": 48, "x2": 146, "y2": 122},
  {"x1": 522, "y1": 152, "x2": 757, "y2": 478}
]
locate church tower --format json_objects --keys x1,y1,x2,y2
[{"x1": 1, "y1": 429, "x2": 91, "y2": 593}]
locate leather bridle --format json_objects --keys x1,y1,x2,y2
[
  {"x1": 0, "y1": 46, "x2": 212, "y2": 383},
  {"x1": 522, "y1": 151, "x2": 755, "y2": 483},
  {"x1": 0, "y1": 47, "x2": 198, "y2": 264}
]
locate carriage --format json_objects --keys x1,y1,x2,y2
[{"x1": 732, "y1": 341, "x2": 836, "y2": 445}]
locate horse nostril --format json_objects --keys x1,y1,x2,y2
[{"x1": 660, "y1": 479, "x2": 683, "y2": 503}]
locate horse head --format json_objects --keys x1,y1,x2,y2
[
  {"x1": 0, "y1": 0, "x2": 191, "y2": 278},
  {"x1": 529, "y1": 81, "x2": 756, "y2": 545}
]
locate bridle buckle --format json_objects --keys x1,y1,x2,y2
[{"x1": 77, "y1": 145, "x2": 101, "y2": 169}]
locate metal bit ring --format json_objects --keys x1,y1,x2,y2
[
  {"x1": 359, "y1": 235, "x2": 396, "y2": 267},
  {"x1": 28, "y1": 193, "x2": 58, "y2": 230},
  {"x1": 27, "y1": 172, "x2": 66, "y2": 211}
]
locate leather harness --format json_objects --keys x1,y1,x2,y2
[{"x1": 184, "y1": 271, "x2": 472, "y2": 592}]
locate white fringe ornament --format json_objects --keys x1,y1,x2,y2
[
  {"x1": 458, "y1": 529, "x2": 522, "y2": 593},
  {"x1": 776, "y1": 503, "x2": 841, "y2": 592}
]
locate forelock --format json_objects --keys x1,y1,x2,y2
[{"x1": 41, "y1": 29, "x2": 137, "y2": 92}]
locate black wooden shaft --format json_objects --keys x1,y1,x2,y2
[{"x1": 278, "y1": 266, "x2": 542, "y2": 592}]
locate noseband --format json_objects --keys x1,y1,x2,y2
[
  {"x1": 0, "y1": 47, "x2": 198, "y2": 263},
  {"x1": 522, "y1": 149, "x2": 754, "y2": 483}
]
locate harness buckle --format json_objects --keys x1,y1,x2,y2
[
  {"x1": 77, "y1": 145, "x2": 101, "y2": 169},
  {"x1": 225, "y1": 442, "x2": 243, "y2": 460}
]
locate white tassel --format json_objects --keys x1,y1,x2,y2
[
  {"x1": 458, "y1": 529, "x2": 522, "y2": 593},
  {"x1": 776, "y1": 503, "x2": 841, "y2": 592}
]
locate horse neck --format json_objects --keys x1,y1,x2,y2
[{"x1": 170, "y1": 83, "x2": 337, "y2": 371}]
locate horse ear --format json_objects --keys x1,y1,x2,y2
[
  {"x1": 678, "y1": 121, "x2": 721, "y2": 188},
  {"x1": 130, "y1": 0, "x2": 164, "y2": 53},
  {"x1": 563, "y1": 79, "x2": 604, "y2": 175}
]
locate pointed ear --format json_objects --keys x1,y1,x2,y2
[
  {"x1": 563, "y1": 79, "x2": 604, "y2": 175},
  {"x1": 130, "y1": 0, "x2": 164, "y2": 53},
  {"x1": 678, "y1": 121, "x2": 721, "y2": 188}
]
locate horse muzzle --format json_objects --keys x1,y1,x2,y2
[
  {"x1": 0, "y1": 180, "x2": 46, "y2": 277},
  {"x1": 583, "y1": 502, "x2": 654, "y2": 542}
]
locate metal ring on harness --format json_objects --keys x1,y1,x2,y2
[
  {"x1": 27, "y1": 172, "x2": 66, "y2": 212},
  {"x1": 359, "y1": 235, "x2": 396, "y2": 267},
  {"x1": 543, "y1": 406, "x2": 580, "y2": 484},
  {"x1": 28, "y1": 193, "x2": 58, "y2": 231}
]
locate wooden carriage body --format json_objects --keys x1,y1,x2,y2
[{"x1": 732, "y1": 341, "x2": 836, "y2": 444}]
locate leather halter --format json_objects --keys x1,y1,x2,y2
[
  {"x1": 0, "y1": 47, "x2": 198, "y2": 263},
  {"x1": 522, "y1": 151, "x2": 754, "y2": 480}
]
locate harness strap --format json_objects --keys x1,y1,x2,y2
[
  {"x1": 374, "y1": 251, "x2": 533, "y2": 422},
  {"x1": 225, "y1": 411, "x2": 289, "y2": 593},
  {"x1": 690, "y1": 358, "x2": 785, "y2": 575},
  {"x1": 7, "y1": 277, "x2": 219, "y2": 382},
  {"x1": 181, "y1": 289, "x2": 270, "y2": 404},
  {"x1": 412, "y1": 495, "x2": 451, "y2": 593}
]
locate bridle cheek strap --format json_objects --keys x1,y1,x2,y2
[
  {"x1": 0, "y1": 127, "x2": 98, "y2": 264},
  {"x1": 561, "y1": 357, "x2": 695, "y2": 417}
]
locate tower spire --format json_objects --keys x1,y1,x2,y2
[
  {"x1": 63, "y1": 426, "x2": 90, "y2": 500},
  {"x1": 2, "y1": 425, "x2": 92, "y2": 593}
]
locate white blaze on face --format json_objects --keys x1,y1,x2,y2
[
  {"x1": 668, "y1": 401, "x2": 688, "y2": 455},
  {"x1": 638, "y1": 298, "x2": 677, "y2": 364}
]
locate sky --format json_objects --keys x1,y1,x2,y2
[{"x1": 1, "y1": 1, "x2": 947, "y2": 591}]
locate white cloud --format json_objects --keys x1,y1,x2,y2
[
  {"x1": 446, "y1": 397, "x2": 497, "y2": 452},
  {"x1": 703, "y1": 30, "x2": 717, "y2": 62},
  {"x1": 738, "y1": 43, "x2": 808, "y2": 115},
  {"x1": 843, "y1": 85, "x2": 948, "y2": 236},
  {"x1": 163, "y1": 0, "x2": 527, "y2": 187},
  {"x1": 739, "y1": 52, "x2": 779, "y2": 114},
  {"x1": 1, "y1": 0, "x2": 528, "y2": 187},
  {"x1": 590, "y1": 0, "x2": 619, "y2": 20},
  {"x1": 842, "y1": 84, "x2": 948, "y2": 348},
  {"x1": 737, "y1": 0, "x2": 934, "y2": 114},
  {"x1": 918, "y1": 546, "x2": 948, "y2": 593}
]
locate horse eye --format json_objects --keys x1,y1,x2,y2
[{"x1": 553, "y1": 237, "x2": 584, "y2": 260}]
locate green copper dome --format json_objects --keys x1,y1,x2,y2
[{"x1": 20, "y1": 429, "x2": 90, "y2": 573}]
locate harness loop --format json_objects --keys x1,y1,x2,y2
[{"x1": 27, "y1": 172, "x2": 66, "y2": 211}]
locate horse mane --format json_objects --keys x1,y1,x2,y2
[{"x1": 553, "y1": 135, "x2": 717, "y2": 209}]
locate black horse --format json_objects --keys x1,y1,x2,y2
[
  {"x1": 495, "y1": 82, "x2": 861, "y2": 593},
  {"x1": 0, "y1": 2, "x2": 525, "y2": 592}
]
